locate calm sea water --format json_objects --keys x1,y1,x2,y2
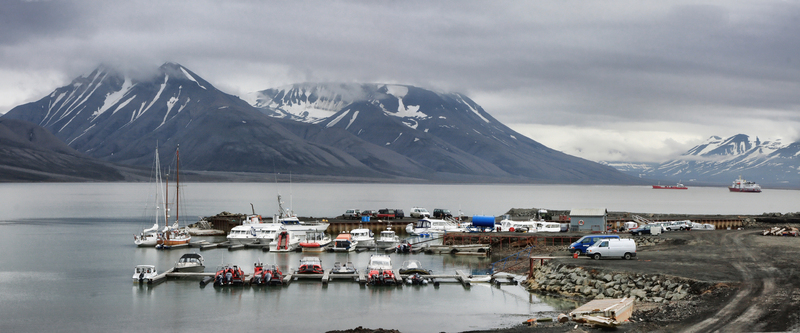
[{"x1": 0, "y1": 183, "x2": 797, "y2": 332}]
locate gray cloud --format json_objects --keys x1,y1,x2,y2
[{"x1": 2, "y1": 0, "x2": 800, "y2": 162}]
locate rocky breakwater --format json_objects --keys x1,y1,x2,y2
[{"x1": 525, "y1": 262, "x2": 693, "y2": 303}]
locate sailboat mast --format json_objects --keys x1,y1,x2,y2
[{"x1": 176, "y1": 145, "x2": 180, "y2": 225}]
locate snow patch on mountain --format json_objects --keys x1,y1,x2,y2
[
  {"x1": 94, "y1": 77, "x2": 133, "y2": 120},
  {"x1": 179, "y1": 66, "x2": 206, "y2": 90}
]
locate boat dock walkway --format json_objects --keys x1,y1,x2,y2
[{"x1": 142, "y1": 268, "x2": 517, "y2": 288}]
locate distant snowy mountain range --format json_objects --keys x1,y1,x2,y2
[
  {"x1": 1, "y1": 63, "x2": 640, "y2": 184},
  {"x1": 603, "y1": 134, "x2": 800, "y2": 187}
]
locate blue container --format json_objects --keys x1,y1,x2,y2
[
  {"x1": 471, "y1": 215, "x2": 495, "y2": 228},
  {"x1": 361, "y1": 216, "x2": 370, "y2": 222}
]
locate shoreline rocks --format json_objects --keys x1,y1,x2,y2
[{"x1": 524, "y1": 262, "x2": 693, "y2": 303}]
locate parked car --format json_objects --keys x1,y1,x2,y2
[
  {"x1": 361, "y1": 210, "x2": 378, "y2": 218},
  {"x1": 432, "y1": 208, "x2": 452, "y2": 219},
  {"x1": 664, "y1": 220, "x2": 693, "y2": 231},
  {"x1": 585, "y1": 238, "x2": 637, "y2": 260},
  {"x1": 629, "y1": 225, "x2": 662, "y2": 236},
  {"x1": 394, "y1": 209, "x2": 405, "y2": 219},
  {"x1": 377, "y1": 209, "x2": 396, "y2": 219},
  {"x1": 343, "y1": 209, "x2": 361, "y2": 220},
  {"x1": 569, "y1": 235, "x2": 620, "y2": 254},
  {"x1": 410, "y1": 207, "x2": 430, "y2": 218}
]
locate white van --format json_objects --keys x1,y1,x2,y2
[{"x1": 585, "y1": 238, "x2": 637, "y2": 260}]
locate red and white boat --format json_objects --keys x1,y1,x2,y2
[
  {"x1": 295, "y1": 257, "x2": 324, "y2": 275},
  {"x1": 250, "y1": 261, "x2": 283, "y2": 286},
  {"x1": 366, "y1": 255, "x2": 397, "y2": 285},
  {"x1": 652, "y1": 182, "x2": 688, "y2": 190},
  {"x1": 298, "y1": 230, "x2": 331, "y2": 252},
  {"x1": 728, "y1": 176, "x2": 762, "y2": 193},
  {"x1": 213, "y1": 264, "x2": 245, "y2": 286}
]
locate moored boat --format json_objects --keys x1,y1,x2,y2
[
  {"x1": 398, "y1": 260, "x2": 431, "y2": 275},
  {"x1": 728, "y1": 176, "x2": 762, "y2": 193},
  {"x1": 375, "y1": 226, "x2": 400, "y2": 249},
  {"x1": 133, "y1": 265, "x2": 158, "y2": 283},
  {"x1": 299, "y1": 230, "x2": 331, "y2": 252},
  {"x1": 134, "y1": 146, "x2": 166, "y2": 247},
  {"x1": 173, "y1": 253, "x2": 205, "y2": 272},
  {"x1": 366, "y1": 254, "x2": 396, "y2": 285},
  {"x1": 213, "y1": 264, "x2": 245, "y2": 286},
  {"x1": 332, "y1": 232, "x2": 357, "y2": 252},
  {"x1": 331, "y1": 261, "x2": 358, "y2": 275},
  {"x1": 405, "y1": 218, "x2": 465, "y2": 236},
  {"x1": 250, "y1": 261, "x2": 283, "y2": 285},
  {"x1": 350, "y1": 225, "x2": 375, "y2": 248},
  {"x1": 269, "y1": 227, "x2": 303, "y2": 252},
  {"x1": 652, "y1": 182, "x2": 688, "y2": 189},
  {"x1": 156, "y1": 146, "x2": 191, "y2": 249},
  {"x1": 295, "y1": 257, "x2": 324, "y2": 274}
]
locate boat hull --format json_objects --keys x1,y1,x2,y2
[{"x1": 728, "y1": 187, "x2": 761, "y2": 193}]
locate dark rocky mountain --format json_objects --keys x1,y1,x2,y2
[
  {"x1": 0, "y1": 118, "x2": 125, "y2": 181},
  {"x1": 2, "y1": 64, "x2": 407, "y2": 178},
  {"x1": 3, "y1": 63, "x2": 642, "y2": 184},
  {"x1": 250, "y1": 83, "x2": 640, "y2": 183},
  {"x1": 603, "y1": 134, "x2": 800, "y2": 188}
]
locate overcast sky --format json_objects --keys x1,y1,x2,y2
[{"x1": 2, "y1": 0, "x2": 799, "y2": 163}]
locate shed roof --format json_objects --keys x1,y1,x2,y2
[{"x1": 570, "y1": 208, "x2": 607, "y2": 216}]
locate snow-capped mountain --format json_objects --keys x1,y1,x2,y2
[
  {"x1": 2, "y1": 63, "x2": 642, "y2": 183},
  {"x1": 606, "y1": 134, "x2": 800, "y2": 187},
  {"x1": 1, "y1": 63, "x2": 402, "y2": 177},
  {"x1": 251, "y1": 83, "x2": 640, "y2": 183}
]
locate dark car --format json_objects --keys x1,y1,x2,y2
[
  {"x1": 377, "y1": 208, "x2": 395, "y2": 219},
  {"x1": 394, "y1": 209, "x2": 405, "y2": 219},
  {"x1": 432, "y1": 208, "x2": 452, "y2": 219},
  {"x1": 361, "y1": 210, "x2": 377, "y2": 218}
]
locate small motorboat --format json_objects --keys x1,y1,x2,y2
[
  {"x1": 350, "y1": 226, "x2": 375, "y2": 248},
  {"x1": 366, "y1": 255, "x2": 396, "y2": 285},
  {"x1": 332, "y1": 232, "x2": 358, "y2": 252},
  {"x1": 376, "y1": 226, "x2": 400, "y2": 249},
  {"x1": 331, "y1": 261, "x2": 358, "y2": 275},
  {"x1": 395, "y1": 240, "x2": 412, "y2": 254},
  {"x1": 213, "y1": 264, "x2": 245, "y2": 286},
  {"x1": 406, "y1": 272, "x2": 429, "y2": 285},
  {"x1": 133, "y1": 265, "x2": 158, "y2": 284},
  {"x1": 250, "y1": 261, "x2": 284, "y2": 286},
  {"x1": 398, "y1": 260, "x2": 431, "y2": 275},
  {"x1": 173, "y1": 253, "x2": 205, "y2": 272},
  {"x1": 299, "y1": 230, "x2": 331, "y2": 252},
  {"x1": 295, "y1": 257, "x2": 324, "y2": 275}
]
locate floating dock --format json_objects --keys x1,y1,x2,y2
[{"x1": 142, "y1": 268, "x2": 515, "y2": 289}]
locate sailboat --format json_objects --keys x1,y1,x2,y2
[
  {"x1": 134, "y1": 146, "x2": 166, "y2": 247},
  {"x1": 156, "y1": 145, "x2": 191, "y2": 249}
]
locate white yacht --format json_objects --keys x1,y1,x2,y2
[
  {"x1": 350, "y1": 226, "x2": 375, "y2": 248},
  {"x1": 375, "y1": 226, "x2": 400, "y2": 249},
  {"x1": 269, "y1": 227, "x2": 304, "y2": 252},
  {"x1": 405, "y1": 218, "x2": 465, "y2": 235},
  {"x1": 227, "y1": 195, "x2": 330, "y2": 245}
]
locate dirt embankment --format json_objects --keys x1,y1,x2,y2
[{"x1": 472, "y1": 229, "x2": 800, "y2": 333}]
